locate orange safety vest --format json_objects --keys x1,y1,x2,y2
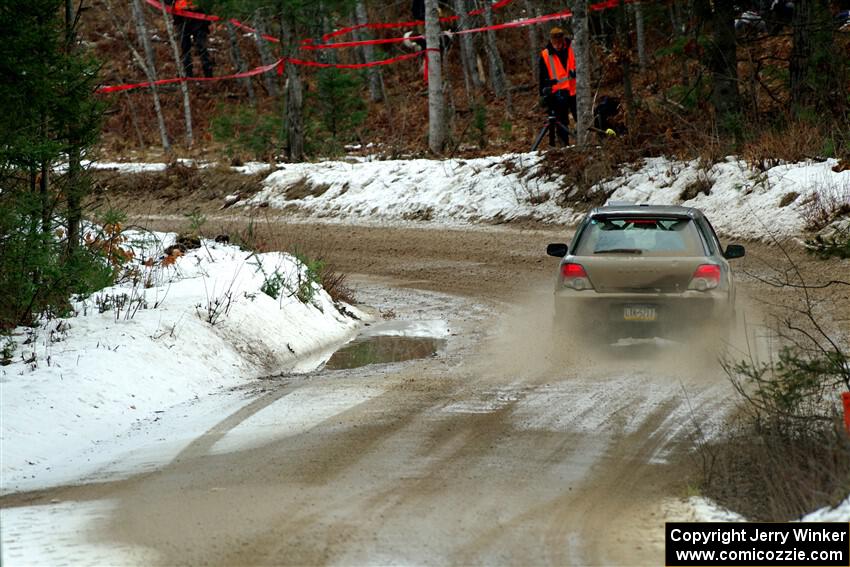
[{"x1": 542, "y1": 46, "x2": 576, "y2": 96}]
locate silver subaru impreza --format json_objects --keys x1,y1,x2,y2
[{"x1": 547, "y1": 204, "x2": 746, "y2": 341}]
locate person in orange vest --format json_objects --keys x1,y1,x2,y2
[
  {"x1": 169, "y1": 0, "x2": 214, "y2": 78},
  {"x1": 538, "y1": 27, "x2": 576, "y2": 145}
]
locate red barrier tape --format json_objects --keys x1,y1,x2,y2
[
  {"x1": 422, "y1": 47, "x2": 439, "y2": 84},
  {"x1": 144, "y1": 0, "x2": 280, "y2": 42},
  {"x1": 145, "y1": 0, "x2": 623, "y2": 51},
  {"x1": 106, "y1": 0, "x2": 626, "y2": 93},
  {"x1": 320, "y1": 0, "x2": 516, "y2": 42},
  {"x1": 301, "y1": 1, "x2": 622, "y2": 51},
  {"x1": 144, "y1": 0, "x2": 218, "y2": 21},
  {"x1": 301, "y1": 36, "x2": 423, "y2": 50},
  {"x1": 143, "y1": 0, "x2": 514, "y2": 41},
  {"x1": 97, "y1": 51, "x2": 427, "y2": 94}
]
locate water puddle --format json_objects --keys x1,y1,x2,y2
[
  {"x1": 324, "y1": 335, "x2": 446, "y2": 370},
  {"x1": 323, "y1": 319, "x2": 448, "y2": 370}
]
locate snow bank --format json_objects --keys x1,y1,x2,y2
[
  {"x1": 800, "y1": 496, "x2": 850, "y2": 521},
  {"x1": 688, "y1": 495, "x2": 850, "y2": 522},
  {"x1": 244, "y1": 153, "x2": 579, "y2": 225},
  {"x1": 0, "y1": 231, "x2": 362, "y2": 494},
  {"x1": 603, "y1": 157, "x2": 850, "y2": 240},
  {"x1": 80, "y1": 159, "x2": 273, "y2": 174},
  {"x1": 243, "y1": 154, "x2": 849, "y2": 239}
]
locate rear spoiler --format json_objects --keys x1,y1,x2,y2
[{"x1": 591, "y1": 212, "x2": 694, "y2": 220}]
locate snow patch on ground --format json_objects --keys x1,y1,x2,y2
[
  {"x1": 360, "y1": 319, "x2": 452, "y2": 339},
  {"x1": 0, "y1": 231, "x2": 362, "y2": 494},
  {"x1": 231, "y1": 161, "x2": 275, "y2": 175},
  {"x1": 604, "y1": 157, "x2": 850, "y2": 240},
  {"x1": 241, "y1": 154, "x2": 848, "y2": 239},
  {"x1": 244, "y1": 153, "x2": 579, "y2": 225},
  {"x1": 686, "y1": 495, "x2": 850, "y2": 522},
  {"x1": 801, "y1": 496, "x2": 850, "y2": 521},
  {"x1": 82, "y1": 159, "x2": 275, "y2": 175}
]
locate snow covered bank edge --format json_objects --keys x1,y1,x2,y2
[{"x1": 1, "y1": 233, "x2": 364, "y2": 493}]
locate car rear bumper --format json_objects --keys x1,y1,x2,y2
[{"x1": 554, "y1": 289, "x2": 733, "y2": 338}]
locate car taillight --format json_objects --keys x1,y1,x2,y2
[
  {"x1": 561, "y1": 262, "x2": 593, "y2": 291},
  {"x1": 688, "y1": 264, "x2": 721, "y2": 291}
]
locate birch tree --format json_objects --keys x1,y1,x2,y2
[
  {"x1": 425, "y1": 0, "x2": 446, "y2": 153},
  {"x1": 106, "y1": 0, "x2": 170, "y2": 151},
  {"x1": 355, "y1": 0, "x2": 385, "y2": 102},
  {"x1": 158, "y1": 1, "x2": 194, "y2": 147},
  {"x1": 129, "y1": 0, "x2": 171, "y2": 152}
]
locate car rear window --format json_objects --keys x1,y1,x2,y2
[{"x1": 573, "y1": 217, "x2": 706, "y2": 257}]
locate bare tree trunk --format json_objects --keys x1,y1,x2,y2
[
  {"x1": 633, "y1": 1, "x2": 647, "y2": 71},
  {"x1": 253, "y1": 11, "x2": 279, "y2": 97},
  {"x1": 226, "y1": 23, "x2": 256, "y2": 106},
  {"x1": 572, "y1": 0, "x2": 592, "y2": 145},
  {"x1": 523, "y1": 0, "x2": 541, "y2": 81},
  {"x1": 425, "y1": 0, "x2": 446, "y2": 154},
  {"x1": 745, "y1": 46, "x2": 758, "y2": 115},
  {"x1": 127, "y1": 0, "x2": 171, "y2": 152},
  {"x1": 790, "y1": 0, "x2": 814, "y2": 109},
  {"x1": 64, "y1": 0, "x2": 82, "y2": 255},
  {"x1": 159, "y1": 1, "x2": 193, "y2": 147},
  {"x1": 40, "y1": 114, "x2": 50, "y2": 234},
  {"x1": 617, "y1": 0, "x2": 635, "y2": 132},
  {"x1": 123, "y1": 91, "x2": 147, "y2": 147},
  {"x1": 455, "y1": 0, "x2": 484, "y2": 98},
  {"x1": 65, "y1": 152, "x2": 82, "y2": 256},
  {"x1": 453, "y1": 0, "x2": 472, "y2": 102},
  {"x1": 670, "y1": 1, "x2": 689, "y2": 87},
  {"x1": 280, "y1": 15, "x2": 304, "y2": 162},
  {"x1": 482, "y1": 0, "x2": 511, "y2": 109},
  {"x1": 65, "y1": 0, "x2": 73, "y2": 39},
  {"x1": 319, "y1": 5, "x2": 338, "y2": 65},
  {"x1": 355, "y1": 0, "x2": 385, "y2": 102}
]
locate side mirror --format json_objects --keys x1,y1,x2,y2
[
  {"x1": 547, "y1": 243, "x2": 569, "y2": 257},
  {"x1": 724, "y1": 244, "x2": 746, "y2": 259}
]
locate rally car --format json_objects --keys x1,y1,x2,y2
[{"x1": 546, "y1": 204, "x2": 746, "y2": 341}]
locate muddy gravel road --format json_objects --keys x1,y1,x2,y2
[{"x1": 3, "y1": 218, "x2": 849, "y2": 566}]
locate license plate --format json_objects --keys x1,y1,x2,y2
[{"x1": 623, "y1": 305, "x2": 657, "y2": 322}]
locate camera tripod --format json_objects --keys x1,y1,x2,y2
[{"x1": 531, "y1": 112, "x2": 571, "y2": 151}]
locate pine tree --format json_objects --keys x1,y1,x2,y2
[{"x1": 0, "y1": 0, "x2": 107, "y2": 327}]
